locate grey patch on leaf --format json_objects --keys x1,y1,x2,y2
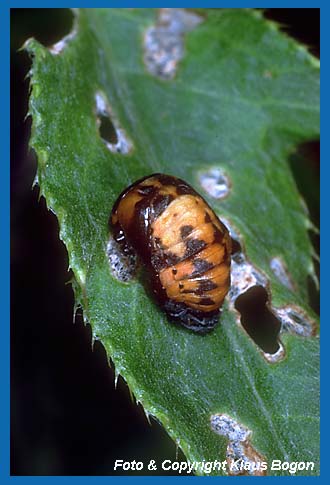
[
  {"x1": 49, "y1": 8, "x2": 79, "y2": 55},
  {"x1": 95, "y1": 91, "x2": 133, "y2": 154},
  {"x1": 211, "y1": 414, "x2": 250, "y2": 442},
  {"x1": 229, "y1": 257, "x2": 268, "y2": 303},
  {"x1": 226, "y1": 231, "x2": 268, "y2": 305},
  {"x1": 199, "y1": 168, "x2": 231, "y2": 199},
  {"x1": 220, "y1": 218, "x2": 268, "y2": 303},
  {"x1": 144, "y1": 8, "x2": 203, "y2": 79},
  {"x1": 107, "y1": 236, "x2": 137, "y2": 282},
  {"x1": 210, "y1": 414, "x2": 267, "y2": 476},
  {"x1": 270, "y1": 256, "x2": 295, "y2": 291},
  {"x1": 275, "y1": 306, "x2": 315, "y2": 337}
]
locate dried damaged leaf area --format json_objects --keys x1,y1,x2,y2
[
  {"x1": 95, "y1": 92, "x2": 133, "y2": 154},
  {"x1": 221, "y1": 218, "x2": 316, "y2": 362},
  {"x1": 106, "y1": 236, "x2": 137, "y2": 282},
  {"x1": 210, "y1": 414, "x2": 266, "y2": 476},
  {"x1": 144, "y1": 8, "x2": 203, "y2": 79}
]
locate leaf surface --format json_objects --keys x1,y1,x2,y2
[{"x1": 27, "y1": 8, "x2": 319, "y2": 475}]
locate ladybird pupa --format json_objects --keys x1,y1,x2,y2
[{"x1": 109, "y1": 174, "x2": 231, "y2": 333}]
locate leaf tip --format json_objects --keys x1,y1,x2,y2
[{"x1": 198, "y1": 167, "x2": 231, "y2": 200}]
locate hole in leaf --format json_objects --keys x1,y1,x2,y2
[
  {"x1": 95, "y1": 91, "x2": 133, "y2": 154},
  {"x1": 275, "y1": 306, "x2": 314, "y2": 337},
  {"x1": 99, "y1": 114, "x2": 118, "y2": 145},
  {"x1": 234, "y1": 285, "x2": 281, "y2": 354}
]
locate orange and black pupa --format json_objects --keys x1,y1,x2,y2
[{"x1": 109, "y1": 174, "x2": 231, "y2": 333}]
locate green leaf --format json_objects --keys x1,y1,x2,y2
[{"x1": 26, "y1": 8, "x2": 319, "y2": 476}]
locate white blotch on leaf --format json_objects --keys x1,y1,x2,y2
[
  {"x1": 106, "y1": 236, "x2": 137, "y2": 282},
  {"x1": 95, "y1": 91, "x2": 133, "y2": 154},
  {"x1": 229, "y1": 255, "x2": 268, "y2": 306},
  {"x1": 199, "y1": 168, "x2": 231, "y2": 199},
  {"x1": 144, "y1": 8, "x2": 203, "y2": 79},
  {"x1": 276, "y1": 306, "x2": 315, "y2": 337},
  {"x1": 211, "y1": 413, "x2": 250, "y2": 442},
  {"x1": 210, "y1": 413, "x2": 266, "y2": 476}
]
